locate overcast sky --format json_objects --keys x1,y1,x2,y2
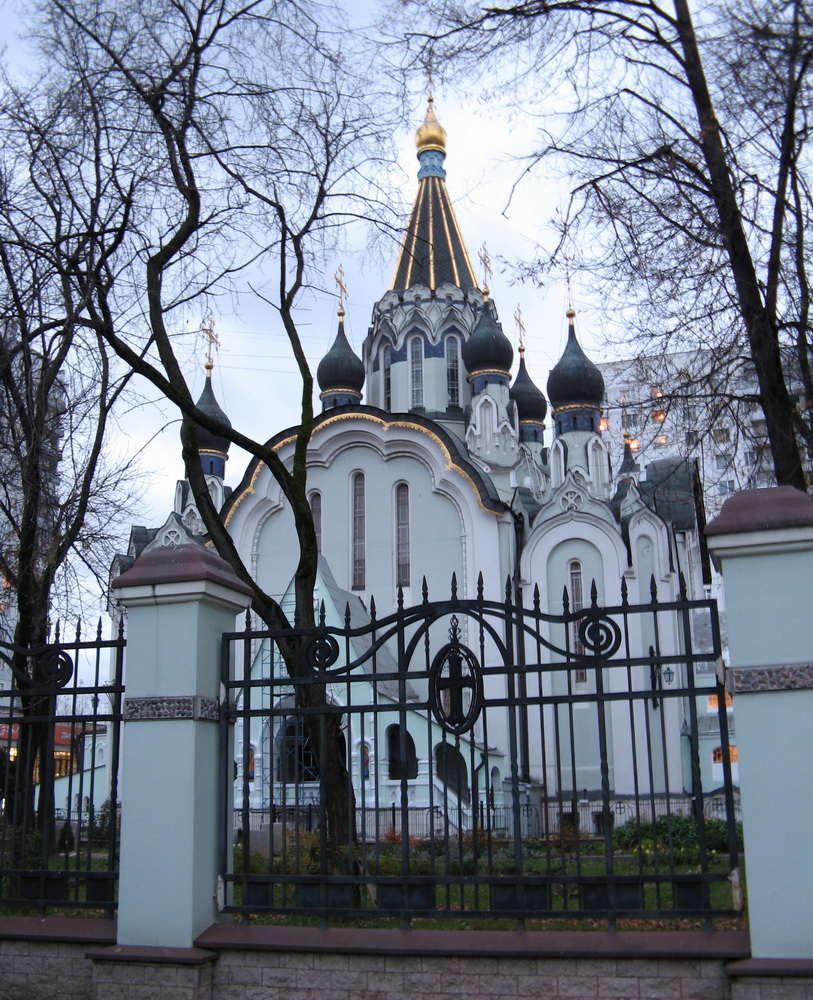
[{"x1": 0, "y1": 2, "x2": 608, "y2": 539}]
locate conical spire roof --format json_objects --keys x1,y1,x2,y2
[
  {"x1": 317, "y1": 310, "x2": 365, "y2": 395},
  {"x1": 547, "y1": 308, "x2": 604, "y2": 410},
  {"x1": 193, "y1": 363, "x2": 232, "y2": 455},
  {"x1": 390, "y1": 99, "x2": 478, "y2": 292}
]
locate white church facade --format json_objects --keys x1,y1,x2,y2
[{"x1": 114, "y1": 100, "x2": 728, "y2": 830}]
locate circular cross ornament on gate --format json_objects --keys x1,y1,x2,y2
[{"x1": 429, "y1": 616, "x2": 484, "y2": 735}]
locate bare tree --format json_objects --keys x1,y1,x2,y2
[
  {"x1": 7, "y1": 0, "x2": 399, "y2": 859},
  {"x1": 402, "y1": 0, "x2": 813, "y2": 491},
  {"x1": 0, "y1": 67, "x2": 148, "y2": 838}
]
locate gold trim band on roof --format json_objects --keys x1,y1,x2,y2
[
  {"x1": 552, "y1": 403, "x2": 602, "y2": 413},
  {"x1": 223, "y1": 411, "x2": 505, "y2": 524}
]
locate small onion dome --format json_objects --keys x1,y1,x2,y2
[
  {"x1": 415, "y1": 95, "x2": 447, "y2": 156},
  {"x1": 546, "y1": 308, "x2": 604, "y2": 411},
  {"x1": 317, "y1": 309, "x2": 364, "y2": 406},
  {"x1": 510, "y1": 346, "x2": 548, "y2": 424},
  {"x1": 462, "y1": 302, "x2": 514, "y2": 379},
  {"x1": 193, "y1": 363, "x2": 232, "y2": 456}
]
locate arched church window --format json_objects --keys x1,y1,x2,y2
[
  {"x1": 382, "y1": 344, "x2": 392, "y2": 410},
  {"x1": 352, "y1": 472, "x2": 365, "y2": 589},
  {"x1": 445, "y1": 335, "x2": 460, "y2": 407},
  {"x1": 568, "y1": 560, "x2": 587, "y2": 683},
  {"x1": 434, "y1": 742, "x2": 470, "y2": 803},
  {"x1": 309, "y1": 491, "x2": 322, "y2": 554},
  {"x1": 387, "y1": 724, "x2": 418, "y2": 779},
  {"x1": 395, "y1": 483, "x2": 410, "y2": 588},
  {"x1": 410, "y1": 337, "x2": 423, "y2": 409}
]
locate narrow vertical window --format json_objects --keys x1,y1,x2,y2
[
  {"x1": 382, "y1": 345, "x2": 392, "y2": 410},
  {"x1": 352, "y1": 472, "x2": 365, "y2": 589},
  {"x1": 410, "y1": 337, "x2": 423, "y2": 408},
  {"x1": 395, "y1": 483, "x2": 410, "y2": 588},
  {"x1": 446, "y1": 335, "x2": 460, "y2": 407},
  {"x1": 569, "y1": 560, "x2": 587, "y2": 682},
  {"x1": 309, "y1": 491, "x2": 322, "y2": 554}
]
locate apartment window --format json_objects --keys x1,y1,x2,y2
[
  {"x1": 446, "y1": 335, "x2": 460, "y2": 407},
  {"x1": 352, "y1": 472, "x2": 365, "y2": 588},
  {"x1": 712, "y1": 427, "x2": 731, "y2": 444},
  {"x1": 395, "y1": 483, "x2": 410, "y2": 588},
  {"x1": 651, "y1": 409, "x2": 666, "y2": 423},
  {"x1": 686, "y1": 431, "x2": 700, "y2": 447},
  {"x1": 715, "y1": 455, "x2": 730, "y2": 471},
  {"x1": 718, "y1": 480, "x2": 736, "y2": 495},
  {"x1": 382, "y1": 345, "x2": 392, "y2": 410},
  {"x1": 712, "y1": 745, "x2": 738, "y2": 764},
  {"x1": 569, "y1": 560, "x2": 587, "y2": 683},
  {"x1": 628, "y1": 437, "x2": 640, "y2": 451},
  {"x1": 309, "y1": 491, "x2": 322, "y2": 554},
  {"x1": 410, "y1": 337, "x2": 423, "y2": 408},
  {"x1": 622, "y1": 412, "x2": 639, "y2": 430},
  {"x1": 651, "y1": 385, "x2": 664, "y2": 398},
  {"x1": 654, "y1": 434, "x2": 668, "y2": 447}
]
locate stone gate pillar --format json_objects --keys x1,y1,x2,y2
[
  {"x1": 706, "y1": 486, "x2": 813, "y2": 960},
  {"x1": 111, "y1": 545, "x2": 252, "y2": 948}
]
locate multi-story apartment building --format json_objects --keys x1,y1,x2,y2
[{"x1": 598, "y1": 350, "x2": 811, "y2": 518}]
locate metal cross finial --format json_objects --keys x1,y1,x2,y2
[
  {"x1": 200, "y1": 312, "x2": 219, "y2": 369},
  {"x1": 478, "y1": 243, "x2": 492, "y2": 293},
  {"x1": 514, "y1": 304, "x2": 526, "y2": 349},
  {"x1": 427, "y1": 62, "x2": 435, "y2": 100},
  {"x1": 334, "y1": 265, "x2": 347, "y2": 314}
]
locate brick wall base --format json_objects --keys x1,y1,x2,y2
[{"x1": 2, "y1": 919, "x2": 812, "y2": 1000}]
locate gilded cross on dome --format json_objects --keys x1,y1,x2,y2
[
  {"x1": 334, "y1": 264, "x2": 347, "y2": 316},
  {"x1": 514, "y1": 304, "x2": 526, "y2": 350},
  {"x1": 478, "y1": 243, "x2": 492, "y2": 297},
  {"x1": 200, "y1": 313, "x2": 219, "y2": 372}
]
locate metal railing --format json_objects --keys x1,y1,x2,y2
[
  {"x1": 221, "y1": 575, "x2": 741, "y2": 926},
  {"x1": 0, "y1": 621, "x2": 124, "y2": 916}
]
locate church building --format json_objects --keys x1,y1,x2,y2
[{"x1": 114, "y1": 100, "x2": 718, "y2": 823}]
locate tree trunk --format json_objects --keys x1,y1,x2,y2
[{"x1": 672, "y1": 0, "x2": 807, "y2": 490}]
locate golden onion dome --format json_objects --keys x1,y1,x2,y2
[{"x1": 415, "y1": 96, "x2": 447, "y2": 155}]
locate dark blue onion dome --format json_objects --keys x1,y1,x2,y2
[
  {"x1": 317, "y1": 307, "x2": 365, "y2": 410},
  {"x1": 546, "y1": 307, "x2": 604, "y2": 434},
  {"x1": 510, "y1": 346, "x2": 548, "y2": 422},
  {"x1": 462, "y1": 297, "x2": 514, "y2": 390},
  {"x1": 193, "y1": 361, "x2": 231, "y2": 477}
]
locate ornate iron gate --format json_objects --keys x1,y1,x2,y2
[{"x1": 221, "y1": 574, "x2": 740, "y2": 926}]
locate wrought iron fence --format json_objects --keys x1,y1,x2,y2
[
  {"x1": 221, "y1": 574, "x2": 740, "y2": 926},
  {"x1": 0, "y1": 621, "x2": 124, "y2": 916}
]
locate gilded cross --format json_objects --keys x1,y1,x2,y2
[
  {"x1": 334, "y1": 265, "x2": 347, "y2": 312},
  {"x1": 514, "y1": 304, "x2": 525, "y2": 349},
  {"x1": 478, "y1": 243, "x2": 493, "y2": 294},
  {"x1": 200, "y1": 313, "x2": 219, "y2": 366}
]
